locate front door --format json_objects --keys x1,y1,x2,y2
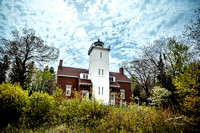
[{"x1": 110, "y1": 92, "x2": 115, "y2": 105}]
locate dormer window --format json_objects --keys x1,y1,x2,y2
[
  {"x1": 109, "y1": 76, "x2": 116, "y2": 82},
  {"x1": 80, "y1": 73, "x2": 89, "y2": 79},
  {"x1": 83, "y1": 74, "x2": 88, "y2": 79}
]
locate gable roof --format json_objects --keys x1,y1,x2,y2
[
  {"x1": 109, "y1": 72, "x2": 131, "y2": 82},
  {"x1": 57, "y1": 66, "x2": 88, "y2": 77},
  {"x1": 57, "y1": 66, "x2": 131, "y2": 83}
]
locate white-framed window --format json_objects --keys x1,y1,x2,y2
[
  {"x1": 98, "y1": 86, "x2": 104, "y2": 95},
  {"x1": 120, "y1": 89, "x2": 125, "y2": 99},
  {"x1": 99, "y1": 86, "x2": 100, "y2": 95},
  {"x1": 83, "y1": 74, "x2": 88, "y2": 79},
  {"x1": 80, "y1": 73, "x2": 89, "y2": 79},
  {"x1": 82, "y1": 90, "x2": 89, "y2": 100},
  {"x1": 100, "y1": 52, "x2": 102, "y2": 58},
  {"x1": 66, "y1": 85, "x2": 72, "y2": 96},
  {"x1": 109, "y1": 76, "x2": 115, "y2": 82},
  {"x1": 110, "y1": 92, "x2": 116, "y2": 105},
  {"x1": 98, "y1": 69, "x2": 104, "y2": 75}
]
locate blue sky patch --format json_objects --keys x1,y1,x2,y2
[{"x1": 0, "y1": 0, "x2": 199, "y2": 72}]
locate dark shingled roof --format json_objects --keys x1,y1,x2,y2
[
  {"x1": 78, "y1": 75, "x2": 92, "y2": 85},
  {"x1": 109, "y1": 72, "x2": 131, "y2": 82},
  {"x1": 57, "y1": 66, "x2": 88, "y2": 77},
  {"x1": 57, "y1": 66, "x2": 131, "y2": 84},
  {"x1": 110, "y1": 81, "x2": 120, "y2": 87}
]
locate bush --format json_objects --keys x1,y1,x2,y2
[
  {"x1": 0, "y1": 83, "x2": 28, "y2": 127},
  {"x1": 148, "y1": 86, "x2": 171, "y2": 107},
  {"x1": 97, "y1": 106, "x2": 186, "y2": 132},
  {"x1": 59, "y1": 91, "x2": 110, "y2": 130},
  {"x1": 25, "y1": 92, "x2": 56, "y2": 128},
  {"x1": 173, "y1": 65, "x2": 200, "y2": 132},
  {"x1": 0, "y1": 84, "x2": 195, "y2": 132}
]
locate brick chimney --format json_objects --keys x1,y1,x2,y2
[
  {"x1": 119, "y1": 68, "x2": 124, "y2": 74},
  {"x1": 59, "y1": 60, "x2": 63, "y2": 69}
]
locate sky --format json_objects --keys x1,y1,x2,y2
[{"x1": 0, "y1": 0, "x2": 199, "y2": 73}]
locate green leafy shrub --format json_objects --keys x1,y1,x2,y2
[
  {"x1": 25, "y1": 92, "x2": 56, "y2": 128},
  {"x1": 173, "y1": 64, "x2": 200, "y2": 131},
  {"x1": 148, "y1": 86, "x2": 171, "y2": 107},
  {"x1": 59, "y1": 91, "x2": 110, "y2": 130},
  {"x1": 53, "y1": 86, "x2": 65, "y2": 105},
  {"x1": 0, "y1": 83, "x2": 28, "y2": 127},
  {"x1": 97, "y1": 106, "x2": 185, "y2": 132},
  {"x1": 0, "y1": 84, "x2": 194, "y2": 132}
]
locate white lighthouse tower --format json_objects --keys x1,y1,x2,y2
[{"x1": 88, "y1": 39, "x2": 110, "y2": 104}]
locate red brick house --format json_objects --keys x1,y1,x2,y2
[{"x1": 57, "y1": 40, "x2": 132, "y2": 105}]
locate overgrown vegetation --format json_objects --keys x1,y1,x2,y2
[
  {"x1": 0, "y1": 83, "x2": 28, "y2": 127},
  {"x1": 0, "y1": 8, "x2": 199, "y2": 133},
  {"x1": 0, "y1": 83, "x2": 199, "y2": 132},
  {"x1": 123, "y1": 8, "x2": 200, "y2": 131}
]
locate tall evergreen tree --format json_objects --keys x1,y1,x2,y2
[{"x1": 0, "y1": 55, "x2": 10, "y2": 83}]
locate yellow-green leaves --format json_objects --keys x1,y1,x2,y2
[{"x1": 0, "y1": 83, "x2": 28, "y2": 127}]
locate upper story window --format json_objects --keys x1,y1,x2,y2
[
  {"x1": 98, "y1": 69, "x2": 104, "y2": 76},
  {"x1": 66, "y1": 85, "x2": 72, "y2": 96},
  {"x1": 80, "y1": 73, "x2": 89, "y2": 79},
  {"x1": 83, "y1": 74, "x2": 88, "y2": 79},
  {"x1": 100, "y1": 52, "x2": 102, "y2": 58},
  {"x1": 109, "y1": 76, "x2": 116, "y2": 82}
]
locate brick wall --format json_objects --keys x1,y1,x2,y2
[
  {"x1": 57, "y1": 76, "x2": 132, "y2": 104},
  {"x1": 79, "y1": 86, "x2": 92, "y2": 98},
  {"x1": 119, "y1": 82, "x2": 132, "y2": 103},
  {"x1": 110, "y1": 82, "x2": 132, "y2": 105},
  {"x1": 57, "y1": 76, "x2": 78, "y2": 98}
]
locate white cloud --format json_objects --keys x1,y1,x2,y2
[{"x1": 0, "y1": 0, "x2": 199, "y2": 73}]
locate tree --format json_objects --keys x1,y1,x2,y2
[
  {"x1": 173, "y1": 63, "x2": 200, "y2": 130},
  {"x1": 165, "y1": 39, "x2": 191, "y2": 106},
  {"x1": 142, "y1": 37, "x2": 170, "y2": 90},
  {"x1": 0, "y1": 28, "x2": 59, "y2": 88},
  {"x1": 31, "y1": 69, "x2": 52, "y2": 92},
  {"x1": 125, "y1": 37, "x2": 192, "y2": 106},
  {"x1": 184, "y1": 8, "x2": 200, "y2": 52},
  {"x1": 9, "y1": 61, "x2": 35, "y2": 88},
  {"x1": 143, "y1": 37, "x2": 192, "y2": 102},
  {"x1": 166, "y1": 39, "x2": 191, "y2": 76},
  {"x1": 0, "y1": 55, "x2": 10, "y2": 83},
  {"x1": 30, "y1": 66, "x2": 56, "y2": 95},
  {"x1": 123, "y1": 59, "x2": 156, "y2": 101},
  {"x1": 46, "y1": 66, "x2": 56, "y2": 95}
]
